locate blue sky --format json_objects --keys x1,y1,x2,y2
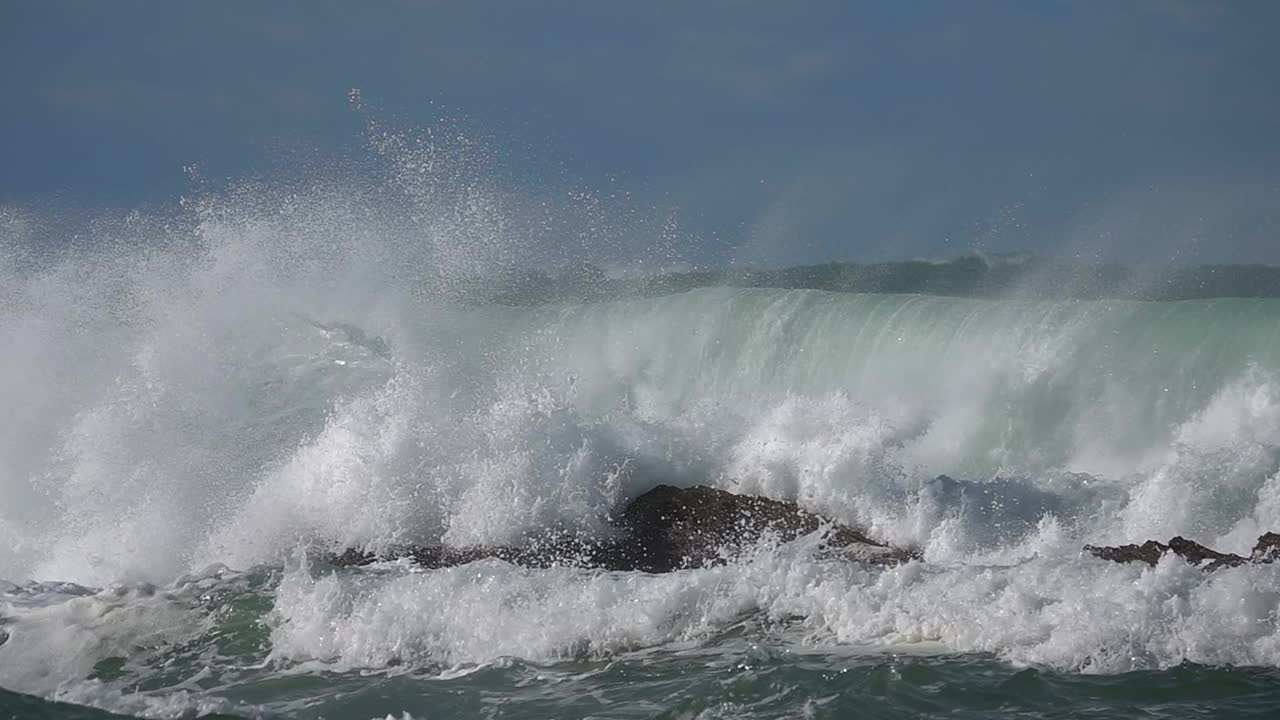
[{"x1": 3, "y1": 1, "x2": 1278, "y2": 265}]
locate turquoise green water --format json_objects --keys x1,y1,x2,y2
[
  {"x1": 7, "y1": 102, "x2": 1280, "y2": 718},
  {"x1": 6, "y1": 214, "x2": 1280, "y2": 719},
  {"x1": 11, "y1": 655, "x2": 1274, "y2": 720}
]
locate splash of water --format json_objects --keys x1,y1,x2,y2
[{"x1": 2, "y1": 116, "x2": 1280, "y2": 720}]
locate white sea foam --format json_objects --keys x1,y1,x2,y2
[
  {"x1": 264, "y1": 539, "x2": 1280, "y2": 674},
  {"x1": 2, "y1": 121, "x2": 1280, "y2": 705}
]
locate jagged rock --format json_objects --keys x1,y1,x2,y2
[
  {"x1": 1251, "y1": 532, "x2": 1280, "y2": 563},
  {"x1": 1084, "y1": 540, "x2": 1170, "y2": 567},
  {"x1": 329, "y1": 484, "x2": 918, "y2": 572},
  {"x1": 330, "y1": 483, "x2": 1280, "y2": 574},
  {"x1": 1085, "y1": 533, "x2": 1280, "y2": 571}
]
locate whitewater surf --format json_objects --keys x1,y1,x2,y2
[{"x1": 3, "y1": 149, "x2": 1280, "y2": 717}]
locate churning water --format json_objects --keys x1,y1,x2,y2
[{"x1": 3, "y1": 125, "x2": 1280, "y2": 719}]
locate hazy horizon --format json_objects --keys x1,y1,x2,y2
[{"x1": 4, "y1": 1, "x2": 1278, "y2": 266}]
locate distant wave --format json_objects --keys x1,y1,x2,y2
[{"x1": 446, "y1": 255, "x2": 1280, "y2": 305}]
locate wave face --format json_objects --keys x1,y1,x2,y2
[
  {"x1": 5, "y1": 251, "x2": 1278, "y2": 584},
  {"x1": 3, "y1": 145, "x2": 1280, "y2": 717}
]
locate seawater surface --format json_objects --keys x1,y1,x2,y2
[{"x1": 3, "y1": 138, "x2": 1280, "y2": 718}]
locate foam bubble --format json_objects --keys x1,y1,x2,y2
[{"x1": 265, "y1": 541, "x2": 1280, "y2": 674}]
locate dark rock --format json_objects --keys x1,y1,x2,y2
[
  {"x1": 611, "y1": 484, "x2": 914, "y2": 571},
  {"x1": 1167, "y1": 536, "x2": 1249, "y2": 570},
  {"x1": 1251, "y1": 532, "x2": 1280, "y2": 563},
  {"x1": 1085, "y1": 534, "x2": 1276, "y2": 571},
  {"x1": 330, "y1": 483, "x2": 1280, "y2": 575},
  {"x1": 327, "y1": 485, "x2": 919, "y2": 572},
  {"x1": 1083, "y1": 540, "x2": 1170, "y2": 566},
  {"x1": 330, "y1": 534, "x2": 619, "y2": 570}
]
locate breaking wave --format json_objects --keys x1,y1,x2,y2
[{"x1": 2, "y1": 120, "x2": 1280, "y2": 717}]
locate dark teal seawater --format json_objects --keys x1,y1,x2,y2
[
  {"x1": 6, "y1": 648, "x2": 1280, "y2": 719},
  {"x1": 4, "y1": 567, "x2": 1280, "y2": 720}
]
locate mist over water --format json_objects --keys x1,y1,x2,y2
[{"x1": 3, "y1": 121, "x2": 1280, "y2": 718}]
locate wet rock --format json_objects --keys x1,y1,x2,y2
[
  {"x1": 611, "y1": 484, "x2": 917, "y2": 571},
  {"x1": 1083, "y1": 540, "x2": 1170, "y2": 567},
  {"x1": 328, "y1": 485, "x2": 919, "y2": 572},
  {"x1": 1085, "y1": 534, "x2": 1280, "y2": 571},
  {"x1": 1251, "y1": 532, "x2": 1280, "y2": 563}
]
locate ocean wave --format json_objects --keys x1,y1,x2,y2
[{"x1": 2, "y1": 138, "x2": 1279, "y2": 717}]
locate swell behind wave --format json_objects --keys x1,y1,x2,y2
[{"x1": 3, "y1": 210, "x2": 1280, "y2": 584}]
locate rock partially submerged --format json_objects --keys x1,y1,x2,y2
[
  {"x1": 327, "y1": 484, "x2": 1280, "y2": 574},
  {"x1": 1085, "y1": 532, "x2": 1280, "y2": 571},
  {"x1": 330, "y1": 484, "x2": 920, "y2": 572},
  {"x1": 610, "y1": 484, "x2": 916, "y2": 571}
]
